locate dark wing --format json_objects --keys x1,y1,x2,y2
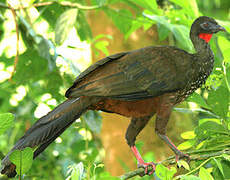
[
  {"x1": 65, "y1": 52, "x2": 127, "y2": 97},
  {"x1": 66, "y1": 46, "x2": 194, "y2": 101}
]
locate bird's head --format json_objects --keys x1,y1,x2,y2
[{"x1": 191, "y1": 16, "x2": 226, "y2": 43}]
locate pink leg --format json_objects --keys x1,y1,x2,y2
[
  {"x1": 158, "y1": 134, "x2": 190, "y2": 161},
  {"x1": 155, "y1": 112, "x2": 190, "y2": 162},
  {"x1": 131, "y1": 146, "x2": 156, "y2": 175}
]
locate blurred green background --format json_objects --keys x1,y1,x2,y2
[{"x1": 0, "y1": 0, "x2": 229, "y2": 179}]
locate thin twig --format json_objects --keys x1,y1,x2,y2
[
  {"x1": 0, "y1": 1, "x2": 103, "y2": 10},
  {"x1": 33, "y1": 1, "x2": 103, "y2": 10},
  {"x1": 8, "y1": 3, "x2": 19, "y2": 82},
  {"x1": 119, "y1": 149, "x2": 230, "y2": 179}
]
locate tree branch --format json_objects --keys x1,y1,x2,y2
[
  {"x1": 0, "y1": 1, "x2": 104, "y2": 11},
  {"x1": 8, "y1": 3, "x2": 19, "y2": 82},
  {"x1": 33, "y1": 1, "x2": 103, "y2": 10},
  {"x1": 119, "y1": 148, "x2": 230, "y2": 179}
]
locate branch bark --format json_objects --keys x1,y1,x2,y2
[
  {"x1": 8, "y1": 3, "x2": 19, "y2": 82},
  {"x1": 0, "y1": 1, "x2": 104, "y2": 11},
  {"x1": 119, "y1": 148, "x2": 230, "y2": 179}
]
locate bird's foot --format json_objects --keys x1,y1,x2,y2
[
  {"x1": 138, "y1": 162, "x2": 156, "y2": 176},
  {"x1": 156, "y1": 134, "x2": 190, "y2": 162},
  {"x1": 175, "y1": 151, "x2": 190, "y2": 162},
  {"x1": 130, "y1": 146, "x2": 155, "y2": 176}
]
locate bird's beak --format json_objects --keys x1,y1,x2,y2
[{"x1": 217, "y1": 25, "x2": 226, "y2": 32}]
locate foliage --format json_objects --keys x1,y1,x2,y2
[
  {"x1": 9, "y1": 147, "x2": 33, "y2": 176},
  {"x1": 0, "y1": 0, "x2": 229, "y2": 179},
  {"x1": 0, "y1": 113, "x2": 14, "y2": 134},
  {"x1": 155, "y1": 164, "x2": 177, "y2": 180}
]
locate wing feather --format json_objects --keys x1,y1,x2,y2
[{"x1": 66, "y1": 46, "x2": 193, "y2": 101}]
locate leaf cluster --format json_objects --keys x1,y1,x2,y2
[{"x1": 0, "y1": 0, "x2": 229, "y2": 179}]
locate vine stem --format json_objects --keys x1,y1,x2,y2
[
  {"x1": 176, "y1": 155, "x2": 222, "y2": 178},
  {"x1": 119, "y1": 149, "x2": 230, "y2": 179}
]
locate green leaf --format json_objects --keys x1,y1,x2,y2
[
  {"x1": 196, "y1": 141, "x2": 205, "y2": 149},
  {"x1": 13, "y1": 50, "x2": 48, "y2": 84},
  {"x1": 55, "y1": 8, "x2": 78, "y2": 45},
  {"x1": 157, "y1": 23, "x2": 170, "y2": 41},
  {"x1": 0, "y1": 113, "x2": 14, "y2": 135},
  {"x1": 217, "y1": 161, "x2": 230, "y2": 179},
  {"x1": 180, "y1": 175, "x2": 201, "y2": 180},
  {"x1": 93, "y1": 34, "x2": 113, "y2": 41},
  {"x1": 36, "y1": 37, "x2": 57, "y2": 71},
  {"x1": 143, "y1": 14, "x2": 174, "y2": 41},
  {"x1": 44, "y1": 70, "x2": 63, "y2": 96},
  {"x1": 104, "y1": 8, "x2": 132, "y2": 35},
  {"x1": 201, "y1": 135, "x2": 230, "y2": 149},
  {"x1": 169, "y1": 0, "x2": 198, "y2": 17},
  {"x1": 187, "y1": 92, "x2": 211, "y2": 110},
  {"x1": 9, "y1": 147, "x2": 33, "y2": 175},
  {"x1": 132, "y1": 0, "x2": 158, "y2": 12},
  {"x1": 177, "y1": 139, "x2": 195, "y2": 150},
  {"x1": 222, "y1": 154, "x2": 230, "y2": 162},
  {"x1": 83, "y1": 110, "x2": 102, "y2": 133},
  {"x1": 181, "y1": 131, "x2": 196, "y2": 139},
  {"x1": 144, "y1": 14, "x2": 172, "y2": 30},
  {"x1": 213, "y1": 158, "x2": 225, "y2": 178},
  {"x1": 18, "y1": 16, "x2": 56, "y2": 71},
  {"x1": 155, "y1": 164, "x2": 177, "y2": 180},
  {"x1": 198, "y1": 118, "x2": 221, "y2": 126},
  {"x1": 171, "y1": 24, "x2": 193, "y2": 51},
  {"x1": 76, "y1": 11, "x2": 93, "y2": 41},
  {"x1": 207, "y1": 86, "x2": 229, "y2": 118},
  {"x1": 195, "y1": 121, "x2": 226, "y2": 139},
  {"x1": 199, "y1": 167, "x2": 214, "y2": 180},
  {"x1": 40, "y1": 2, "x2": 66, "y2": 30},
  {"x1": 124, "y1": 16, "x2": 146, "y2": 39},
  {"x1": 218, "y1": 36, "x2": 230, "y2": 63},
  {"x1": 94, "y1": 40, "x2": 110, "y2": 56},
  {"x1": 177, "y1": 160, "x2": 190, "y2": 170},
  {"x1": 144, "y1": 14, "x2": 193, "y2": 51}
]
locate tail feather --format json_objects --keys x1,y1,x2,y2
[
  {"x1": 33, "y1": 113, "x2": 76, "y2": 159},
  {"x1": 1, "y1": 97, "x2": 97, "y2": 178}
]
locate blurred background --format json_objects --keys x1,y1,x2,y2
[{"x1": 0, "y1": 0, "x2": 229, "y2": 179}]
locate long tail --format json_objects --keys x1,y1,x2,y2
[{"x1": 1, "y1": 96, "x2": 96, "y2": 178}]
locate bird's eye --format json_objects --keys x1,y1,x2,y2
[{"x1": 201, "y1": 22, "x2": 210, "y2": 29}]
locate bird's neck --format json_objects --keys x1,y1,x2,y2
[
  {"x1": 190, "y1": 32, "x2": 214, "y2": 61},
  {"x1": 190, "y1": 32, "x2": 214, "y2": 80}
]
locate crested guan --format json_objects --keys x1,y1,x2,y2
[{"x1": 1, "y1": 16, "x2": 226, "y2": 177}]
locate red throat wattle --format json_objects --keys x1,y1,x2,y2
[{"x1": 199, "y1": 33, "x2": 213, "y2": 43}]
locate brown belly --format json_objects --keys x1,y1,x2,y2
[{"x1": 90, "y1": 97, "x2": 160, "y2": 118}]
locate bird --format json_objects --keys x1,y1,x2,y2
[{"x1": 1, "y1": 16, "x2": 226, "y2": 177}]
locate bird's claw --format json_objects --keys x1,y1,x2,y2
[
  {"x1": 138, "y1": 162, "x2": 156, "y2": 176},
  {"x1": 175, "y1": 152, "x2": 190, "y2": 162}
]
